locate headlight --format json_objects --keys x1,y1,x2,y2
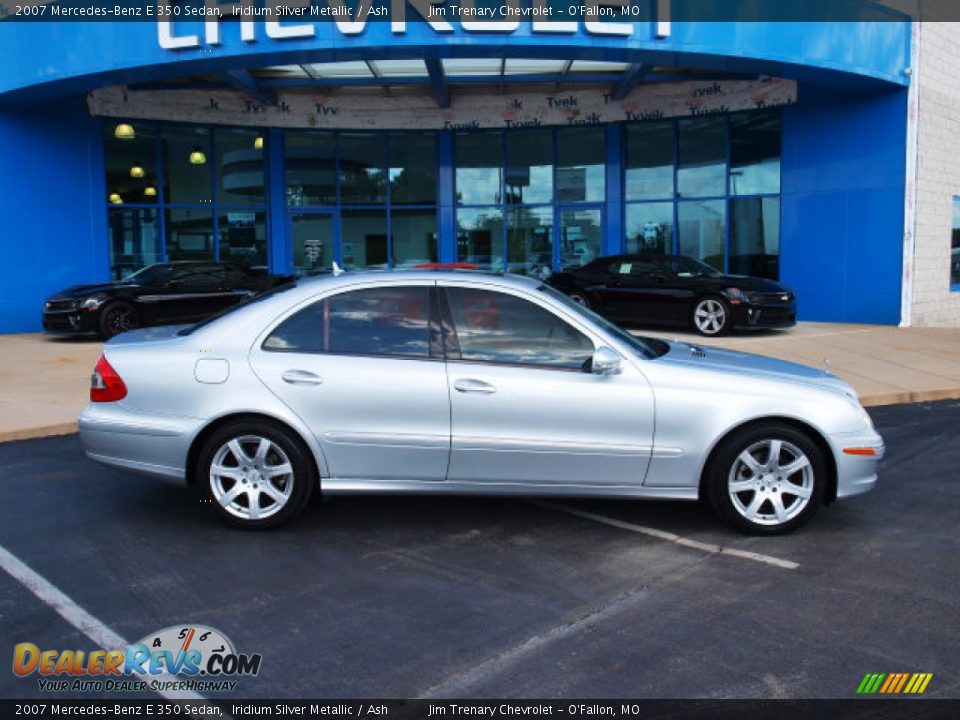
[
  {"x1": 79, "y1": 295, "x2": 106, "y2": 310},
  {"x1": 843, "y1": 391, "x2": 875, "y2": 430},
  {"x1": 723, "y1": 287, "x2": 749, "y2": 303}
]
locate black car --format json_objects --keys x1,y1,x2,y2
[
  {"x1": 43, "y1": 261, "x2": 294, "y2": 339},
  {"x1": 548, "y1": 254, "x2": 797, "y2": 336}
]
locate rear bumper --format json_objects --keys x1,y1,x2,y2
[{"x1": 78, "y1": 403, "x2": 198, "y2": 485}]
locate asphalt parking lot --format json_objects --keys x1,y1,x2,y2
[{"x1": 1, "y1": 401, "x2": 958, "y2": 701}]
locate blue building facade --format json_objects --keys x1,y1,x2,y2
[{"x1": 0, "y1": 16, "x2": 911, "y2": 332}]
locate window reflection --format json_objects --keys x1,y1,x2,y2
[
  {"x1": 729, "y1": 197, "x2": 780, "y2": 280},
  {"x1": 108, "y1": 209, "x2": 160, "y2": 280},
  {"x1": 678, "y1": 118, "x2": 726, "y2": 198},
  {"x1": 286, "y1": 132, "x2": 336, "y2": 206},
  {"x1": 341, "y1": 209, "x2": 388, "y2": 268},
  {"x1": 456, "y1": 132, "x2": 502, "y2": 205},
  {"x1": 678, "y1": 200, "x2": 725, "y2": 271},
  {"x1": 165, "y1": 208, "x2": 214, "y2": 261},
  {"x1": 457, "y1": 208, "x2": 504, "y2": 271},
  {"x1": 507, "y1": 206, "x2": 553, "y2": 278},
  {"x1": 506, "y1": 130, "x2": 552, "y2": 204},
  {"x1": 216, "y1": 127, "x2": 265, "y2": 205},
  {"x1": 625, "y1": 203, "x2": 674, "y2": 255},
  {"x1": 625, "y1": 122, "x2": 674, "y2": 201},
  {"x1": 390, "y1": 134, "x2": 437, "y2": 205},
  {"x1": 339, "y1": 133, "x2": 386, "y2": 205},
  {"x1": 219, "y1": 210, "x2": 267, "y2": 268},
  {"x1": 391, "y1": 210, "x2": 438, "y2": 268},
  {"x1": 162, "y1": 127, "x2": 212, "y2": 205},
  {"x1": 560, "y1": 208, "x2": 602, "y2": 270},
  {"x1": 557, "y1": 127, "x2": 605, "y2": 203},
  {"x1": 730, "y1": 112, "x2": 781, "y2": 196}
]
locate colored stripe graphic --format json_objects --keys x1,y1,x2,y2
[{"x1": 858, "y1": 673, "x2": 932, "y2": 694}]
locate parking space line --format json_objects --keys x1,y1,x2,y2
[
  {"x1": 0, "y1": 544, "x2": 208, "y2": 702},
  {"x1": 529, "y1": 501, "x2": 800, "y2": 570}
]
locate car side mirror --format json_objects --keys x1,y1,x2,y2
[{"x1": 591, "y1": 347, "x2": 622, "y2": 376}]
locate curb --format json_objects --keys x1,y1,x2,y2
[{"x1": 0, "y1": 422, "x2": 78, "y2": 444}]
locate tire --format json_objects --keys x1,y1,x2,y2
[
  {"x1": 705, "y1": 423, "x2": 826, "y2": 535},
  {"x1": 568, "y1": 291, "x2": 591, "y2": 309},
  {"x1": 691, "y1": 296, "x2": 731, "y2": 336},
  {"x1": 98, "y1": 301, "x2": 140, "y2": 339},
  {"x1": 197, "y1": 420, "x2": 315, "y2": 530}
]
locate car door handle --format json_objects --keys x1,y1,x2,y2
[
  {"x1": 453, "y1": 379, "x2": 496, "y2": 394},
  {"x1": 281, "y1": 370, "x2": 323, "y2": 386}
]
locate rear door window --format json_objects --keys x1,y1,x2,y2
[{"x1": 263, "y1": 286, "x2": 434, "y2": 359}]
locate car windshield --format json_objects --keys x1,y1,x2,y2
[
  {"x1": 663, "y1": 256, "x2": 722, "y2": 278},
  {"x1": 124, "y1": 264, "x2": 176, "y2": 285},
  {"x1": 537, "y1": 284, "x2": 669, "y2": 360},
  {"x1": 177, "y1": 280, "x2": 298, "y2": 336}
]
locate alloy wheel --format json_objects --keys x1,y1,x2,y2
[
  {"x1": 209, "y1": 435, "x2": 295, "y2": 522},
  {"x1": 694, "y1": 298, "x2": 727, "y2": 335},
  {"x1": 727, "y1": 438, "x2": 814, "y2": 527},
  {"x1": 105, "y1": 306, "x2": 135, "y2": 335}
]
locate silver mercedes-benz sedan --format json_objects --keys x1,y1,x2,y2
[{"x1": 79, "y1": 270, "x2": 883, "y2": 534}]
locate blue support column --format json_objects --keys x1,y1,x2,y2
[
  {"x1": 265, "y1": 127, "x2": 289, "y2": 273},
  {"x1": 604, "y1": 125, "x2": 623, "y2": 256},
  {"x1": 437, "y1": 130, "x2": 456, "y2": 263}
]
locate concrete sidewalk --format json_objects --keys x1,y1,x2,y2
[{"x1": 1, "y1": 322, "x2": 960, "y2": 443}]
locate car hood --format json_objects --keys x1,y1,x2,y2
[
  {"x1": 47, "y1": 282, "x2": 135, "y2": 300},
  {"x1": 657, "y1": 341, "x2": 853, "y2": 396}
]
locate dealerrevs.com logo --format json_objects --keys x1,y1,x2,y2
[{"x1": 13, "y1": 625, "x2": 261, "y2": 693}]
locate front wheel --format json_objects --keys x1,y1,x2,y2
[
  {"x1": 197, "y1": 421, "x2": 315, "y2": 529},
  {"x1": 706, "y1": 423, "x2": 826, "y2": 535},
  {"x1": 98, "y1": 301, "x2": 139, "y2": 339},
  {"x1": 692, "y1": 296, "x2": 730, "y2": 336}
]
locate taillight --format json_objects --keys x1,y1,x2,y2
[{"x1": 90, "y1": 355, "x2": 127, "y2": 402}]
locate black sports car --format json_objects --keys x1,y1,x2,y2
[
  {"x1": 548, "y1": 254, "x2": 797, "y2": 336},
  {"x1": 43, "y1": 261, "x2": 294, "y2": 339}
]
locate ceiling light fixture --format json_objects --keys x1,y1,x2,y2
[
  {"x1": 108, "y1": 193, "x2": 123, "y2": 204},
  {"x1": 130, "y1": 163, "x2": 145, "y2": 178},
  {"x1": 144, "y1": 186, "x2": 157, "y2": 197},
  {"x1": 189, "y1": 147, "x2": 207, "y2": 165},
  {"x1": 113, "y1": 123, "x2": 135, "y2": 140},
  {"x1": 254, "y1": 135, "x2": 264, "y2": 150}
]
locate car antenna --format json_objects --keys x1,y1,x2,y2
[{"x1": 332, "y1": 261, "x2": 344, "y2": 277}]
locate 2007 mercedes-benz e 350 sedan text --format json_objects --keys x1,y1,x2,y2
[{"x1": 79, "y1": 271, "x2": 883, "y2": 534}]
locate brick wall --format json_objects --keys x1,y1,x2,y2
[{"x1": 911, "y1": 21, "x2": 960, "y2": 326}]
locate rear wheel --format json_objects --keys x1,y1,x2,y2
[
  {"x1": 706, "y1": 423, "x2": 826, "y2": 535},
  {"x1": 98, "y1": 301, "x2": 139, "y2": 339},
  {"x1": 198, "y1": 421, "x2": 314, "y2": 530}
]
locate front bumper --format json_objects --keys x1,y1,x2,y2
[
  {"x1": 42, "y1": 308, "x2": 98, "y2": 334},
  {"x1": 731, "y1": 301, "x2": 797, "y2": 330},
  {"x1": 830, "y1": 429, "x2": 885, "y2": 499}
]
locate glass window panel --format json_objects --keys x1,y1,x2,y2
[
  {"x1": 390, "y1": 133, "x2": 437, "y2": 205},
  {"x1": 506, "y1": 206, "x2": 553, "y2": 278},
  {"x1": 559, "y1": 208, "x2": 602, "y2": 271},
  {"x1": 391, "y1": 209, "x2": 438, "y2": 268},
  {"x1": 162, "y1": 126, "x2": 213, "y2": 205},
  {"x1": 678, "y1": 200, "x2": 725, "y2": 271},
  {"x1": 339, "y1": 133, "x2": 387, "y2": 205},
  {"x1": 506, "y1": 130, "x2": 552, "y2": 204},
  {"x1": 557, "y1": 127, "x2": 605, "y2": 203},
  {"x1": 730, "y1": 111, "x2": 781, "y2": 196},
  {"x1": 216, "y1": 127, "x2": 265, "y2": 204},
  {"x1": 456, "y1": 132, "x2": 502, "y2": 206},
  {"x1": 953, "y1": 198, "x2": 960, "y2": 291},
  {"x1": 625, "y1": 202, "x2": 674, "y2": 254},
  {"x1": 729, "y1": 197, "x2": 780, "y2": 280},
  {"x1": 677, "y1": 118, "x2": 726, "y2": 198},
  {"x1": 165, "y1": 208, "x2": 214, "y2": 261},
  {"x1": 104, "y1": 123, "x2": 158, "y2": 205},
  {"x1": 264, "y1": 287, "x2": 431, "y2": 359},
  {"x1": 108, "y1": 209, "x2": 161, "y2": 280},
  {"x1": 625, "y1": 122, "x2": 674, "y2": 201},
  {"x1": 286, "y1": 131, "x2": 337, "y2": 206},
  {"x1": 446, "y1": 288, "x2": 594, "y2": 370},
  {"x1": 341, "y1": 209, "x2": 388, "y2": 268},
  {"x1": 457, "y1": 207, "x2": 504, "y2": 271},
  {"x1": 219, "y1": 210, "x2": 267, "y2": 268},
  {"x1": 291, "y1": 213, "x2": 334, "y2": 276}
]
